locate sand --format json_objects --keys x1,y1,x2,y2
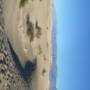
[{"x1": 4, "y1": 0, "x2": 52, "y2": 90}]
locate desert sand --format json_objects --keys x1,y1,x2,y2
[{"x1": 4, "y1": 0, "x2": 52, "y2": 90}]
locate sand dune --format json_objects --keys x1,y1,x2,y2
[{"x1": 4, "y1": 0, "x2": 52, "y2": 90}]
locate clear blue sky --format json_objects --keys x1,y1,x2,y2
[{"x1": 55, "y1": 0, "x2": 90, "y2": 90}]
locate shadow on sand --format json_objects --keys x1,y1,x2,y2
[{"x1": 8, "y1": 40, "x2": 37, "y2": 81}]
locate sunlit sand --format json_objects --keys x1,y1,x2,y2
[{"x1": 4, "y1": 0, "x2": 52, "y2": 90}]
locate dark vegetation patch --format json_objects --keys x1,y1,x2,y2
[
  {"x1": 40, "y1": 0, "x2": 42, "y2": 2},
  {"x1": 35, "y1": 21, "x2": 42, "y2": 38},
  {"x1": 47, "y1": 42, "x2": 48, "y2": 48},
  {"x1": 38, "y1": 46, "x2": 42, "y2": 55},
  {"x1": 46, "y1": 27, "x2": 48, "y2": 30},
  {"x1": 42, "y1": 69, "x2": 46, "y2": 75},
  {"x1": 0, "y1": 79, "x2": 2, "y2": 83},
  {"x1": 19, "y1": 0, "x2": 28, "y2": 7},
  {"x1": 26, "y1": 14, "x2": 34, "y2": 42}
]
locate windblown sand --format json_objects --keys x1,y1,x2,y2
[{"x1": 4, "y1": 0, "x2": 52, "y2": 90}]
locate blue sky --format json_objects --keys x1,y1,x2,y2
[{"x1": 55, "y1": 0, "x2": 90, "y2": 90}]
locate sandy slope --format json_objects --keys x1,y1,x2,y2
[
  {"x1": 4, "y1": 0, "x2": 52, "y2": 90},
  {"x1": 4, "y1": 0, "x2": 34, "y2": 67}
]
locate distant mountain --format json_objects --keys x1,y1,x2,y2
[{"x1": 50, "y1": 9, "x2": 57, "y2": 90}]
